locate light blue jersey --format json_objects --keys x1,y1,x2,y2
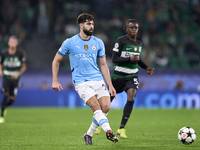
[{"x1": 58, "y1": 34, "x2": 105, "y2": 86}]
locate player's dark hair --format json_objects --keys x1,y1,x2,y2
[
  {"x1": 123, "y1": 19, "x2": 138, "y2": 30},
  {"x1": 77, "y1": 13, "x2": 94, "y2": 24}
]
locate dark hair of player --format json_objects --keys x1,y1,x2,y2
[
  {"x1": 123, "y1": 19, "x2": 138, "y2": 30},
  {"x1": 77, "y1": 13, "x2": 94, "y2": 24}
]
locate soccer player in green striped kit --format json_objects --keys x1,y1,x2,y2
[
  {"x1": 95, "y1": 19, "x2": 154, "y2": 138},
  {"x1": 0, "y1": 36, "x2": 26, "y2": 123}
]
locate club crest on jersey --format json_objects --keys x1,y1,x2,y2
[
  {"x1": 91, "y1": 45, "x2": 96, "y2": 50},
  {"x1": 84, "y1": 44, "x2": 88, "y2": 50},
  {"x1": 134, "y1": 47, "x2": 137, "y2": 51}
]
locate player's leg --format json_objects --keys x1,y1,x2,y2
[
  {"x1": 85, "y1": 80, "x2": 118, "y2": 143},
  {"x1": 1, "y1": 93, "x2": 9, "y2": 117},
  {"x1": 97, "y1": 96, "x2": 119, "y2": 143},
  {"x1": 83, "y1": 96, "x2": 117, "y2": 144},
  {"x1": 86, "y1": 116, "x2": 99, "y2": 137},
  {"x1": 92, "y1": 80, "x2": 112, "y2": 135},
  {"x1": 84, "y1": 95, "x2": 101, "y2": 144},
  {"x1": 0, "y1": 79, "x2": 11, "y2": 123},
  {"x1": 0, "y1": 92, "x2": 9, "y2": 123},
  {"x1": 87, "y1": 96, "x2": 112, "y2": 132},
  {"x1": 94, "y1": 96, "x2": 115, "y2": 134},
  {"x1": 6, "y1": 96, "x2": 15, "y2": 107},
  {"x1": 4, "y1": 83, "x2": 18, "y2": 114},
  {"x1": 75, "y1": 85, "x2": 97, "y2": 145},
  {"x1": 117, "y1": 88, "x2": 137, "y2": 138},
  {"x1": 1, "y1": 80, "x2": 19, "y2": 123},
  {"x1": 6, "y1": 81, "x2": 18, "y2": 107},
  {"x1": 76, "y1": 81, "x2": 118, "y2": 144},
  {"x1": 75, "y1": 82, "x2": 100, "y2": 145}
]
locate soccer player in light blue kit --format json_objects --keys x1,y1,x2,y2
[{"x1": 52, "y1": 13, "x2": 119, "y2": 145}]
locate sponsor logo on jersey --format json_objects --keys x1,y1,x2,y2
[
  {"x1": 91, "y1": 45, "x2": 96, "y2": 50},
  {"x1": 75, "y1": 54, "x2": 95, "y2": 58},
  {"x1": 134, "y1": 47, "x2": 137, "y2": 51},
  {"x1": 74, "y1": 53, "x2": 95, "y2": 61},
  {"x1": 121, "y1": 51, "x2": 138, "y2": 57},
  {"x1": 4, "y1": 57, "x2": 21, "y2": 67},
  {"x1": 84, "y1": 45, "x2": 88, "y2": 50}
]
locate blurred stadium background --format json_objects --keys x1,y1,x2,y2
[{"x1": 0, "y1": 0, "x2": 199, "y2": 109}]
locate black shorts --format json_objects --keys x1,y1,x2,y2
[
  {"x1": 112, "y1": 77, "x2": 139, "y2": 94},
  {"x1": 1, "y1": 78, "x2": 19, "y2": 97}
]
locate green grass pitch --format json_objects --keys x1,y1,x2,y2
[{"x1": 0, "y1": 108, "x2": 199, "y2": 150}]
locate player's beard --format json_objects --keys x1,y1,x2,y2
[{"x1": 83, "y1": 28, "x2": 93, "y2": 36}]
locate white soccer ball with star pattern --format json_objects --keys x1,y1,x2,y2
[{"x1": 178, "y1": 127, "x2": 196, "y2": 144}]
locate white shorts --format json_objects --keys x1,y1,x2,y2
[{"x1": 75, "y1": 80, "x2": 110, "y2": 105}]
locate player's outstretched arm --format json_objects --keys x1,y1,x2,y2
[{"x1": 52, "y1": 53, "x2": 64, "y2": 92}]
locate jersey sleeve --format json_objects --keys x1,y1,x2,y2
[
  {"x1": 138, "y1": 59, "x2": 148, "y2": 69},
  {"x1": 112, "y1": 37, "x2": 130, "y2": 63},
  {"x1": 58, "y1": 39, "x2": 70, "y2": 56},
  {"x1": 97, "y1": 39, "x2": 106, "y2": 58}
]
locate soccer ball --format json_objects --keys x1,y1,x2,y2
[{"x1": 178, "y1": 127, "x2": 196, "y2": 144}]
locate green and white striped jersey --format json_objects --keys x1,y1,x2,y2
[
  {"x1": 0, "y1": 49, "x2": 26, "y2": 80},
  {"x1": 111, "y1": 35, "x2": 147, "y2": 79}
]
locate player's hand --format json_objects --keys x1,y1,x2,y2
[
  {"x1": 52, "y1": 81, "x2": 63, "y2": 92},
  {"x1": 109, "y1": 85, "x2": 117, "y2": 99},
  {"x1": 146, "y1": 67, "x2": 154, "y2": 75},
  {"x1": 130, "y1": 54, "x2": 140, "y2": 61},
  {"x1": 11, "y1": 73, "x2": 20, "y2": 79}
]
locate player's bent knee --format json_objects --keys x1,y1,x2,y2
[
  {"x1": 101, "y1": 105, "x2": 110, "y2": 114},
  {"x1": 127, "y1": 97, "x2": 135, "y2": 102}
]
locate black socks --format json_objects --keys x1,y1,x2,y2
[
  {"x1": 119, "y1": 101, "x2": 134, "y2": 129},
  {"x1": 1, "y1": 96, "x2": 15, "y2": 117},
  {"x1": 1, "y1": 96, "x2": 8, "y2": 117},
  {"x1": 6, "y1": 99, "x2": 15, "y2": 106}
]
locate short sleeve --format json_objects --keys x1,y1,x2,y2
[
  {"x1": 58, "y1": 39, "x2": 70, "y2": 56},
  {"x1": 97, "y1": 39, "x2": 106, "y2": 58}
]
